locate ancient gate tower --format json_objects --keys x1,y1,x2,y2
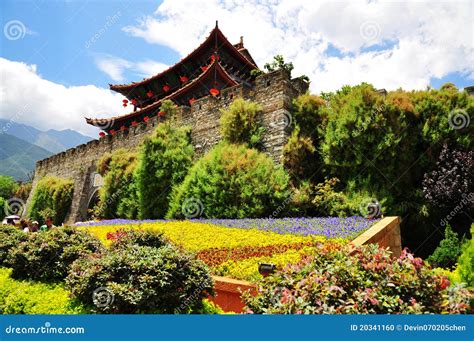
[{"x1": 25, "y1": 23, "x2": 308, "y2": 223}]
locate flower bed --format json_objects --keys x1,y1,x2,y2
[
  {"x1": 79, "y1": 218, "x2": 370, "y2": 281},
  {"x1": 197, "y1": 216, "x2": 377, "y2": 239},
  {"x1": 76, "y1": 217, "x2": 377, "y2": 239}
]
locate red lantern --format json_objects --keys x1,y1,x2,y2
[
  {"x1": 122, "y1": 103, "x2": 127, "y2": 107},
  {"x1": 189, "y1": 98, "x2": 195, "y2": 106},
  {"x1": 162, "y1": 85, "x2": 170, "y2": 92},
  {"x1": 131, "y1": 121, "x2": 138, "y2": 126},
  {"x1": 210, "y1": 55, "x2": 220, "y2": 62},
  {"x1": 180, "y1": 76, "x2": 189, "y2": 83},
  {"x1": 122, "y1": 99, "x2": 128, "y2": 103},
  {"x1": 158, "y1": 111, "x2": 166, "y2": 117},
  {"x1": 109, "y1": 129, "x2": 116, "y2": 135},
  {"x1": 146, "y1": 90, "x2": 154, "y2": 98},
  {"x1": 210, "y1": 88, "x2": 220, "y2": 96},
  {"x1": 99, "y1": 132, "x2": 105, "y2": 138},
  {"x1": 200, "y1": 65, "x2": 208, "y2": 72},
  {"x1": 120, "y1": 125, "x2": 127, "y2": 131},
  {"x1": 131, "y1": 99, "x2": 138, "y2": 106},
  {"x1": 144, "y1": 116, "x2": 150, "y2": 122}
]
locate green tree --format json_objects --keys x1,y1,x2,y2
[
  {"x1": 427, "y1": 225, "x2": 462, "y2": 269},
  {"x1": 137, "y1": 122, "x2": 194, "y2": 219},
  {"x1": 28, "y1": 176, "x2": 74, "y2": 225},
  {"x1": 95, "y1": 149, "x2": 139, "y2": 219},
  {"x1": 0, "y1": 175, "x2": 18, "y2": 199},
  {"x1": 167, "y1": 143, "x2": 290, "y2": 219}
]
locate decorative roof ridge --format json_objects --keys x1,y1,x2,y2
[
  {"x1": 109, "y1": 26, "x2": 220, "y2": 91},
  {"x1": 87, "y1": 59, "x2": 236, "y2": 126},
  {"x1": 110, "y1": 26, "x2": 258, "y2": 91}
]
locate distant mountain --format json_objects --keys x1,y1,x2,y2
[
  {"x1": 0, "y1": 133, "x2": 52, "y2": 181},
  {"x1": 0, "y1": 119, "x2": 93, "y2": 154}
]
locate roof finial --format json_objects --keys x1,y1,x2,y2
[
  {"x1": 240, "y1": 36, "x2": 244, "y2": 46},
  {"x1": 215, "y1": 20, "x2": 218, "y2": 28}
]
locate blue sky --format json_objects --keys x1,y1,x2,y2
[
  {"x1": 0, "y1": 0, "x2": 473, "y2": 136},
  {"x1": 1, "y1": 0, "x2": 176, "y2": 87}
]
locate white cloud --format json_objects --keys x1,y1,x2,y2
[
  {"x1": 95, "y1": 55, "x2": 168, "y2": 82},
  {"x1": 122, "y1": 0, "x2": 474, "y2": 92},
  {"x1": 95, "y1": 56, "x2": 132, "y2": 82},
  {"x1": 0, "y1": 58, "x2": 129, "y2": 137}
]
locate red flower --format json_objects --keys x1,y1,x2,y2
[
  {"x1": 99, "y1": 132, "x2": 105, "y2": 138},
  {"x1": 120, "y1": 125, "x2": 127, "y2": 131},
  {"x1": 146, "y1": 90, "x2": 154, "y2": 98},
  {"x1": 189, "y1": 98, "x2": 195, "y2": 106},
  {"x1": 131, "y1": 121, "x2": 138, "y2": 126},
  {"x1": 180, "y1": 76, "x2": 189, "y2": 83},
  {"x1": 131, "y1": 99, "x2": 138, "y2": 105},
  {"x1": 162, "y1": 85, "x2": 170, "y2": 92},
  {"x1": 158, "y1": 111, "x2": 166, "y2": 117},
  {"x1": 109, "y1": 129, "x2": 116, "y2": 135},
  {"x1": 144, "y1": 116, "x2": 150, "y2": 122}
]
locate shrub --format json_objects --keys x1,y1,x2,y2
[
  {"x1": 454, "y1": 224, "x2": 474, "y2": 287},
  {"x1": 283, "y1": 128, "x2": 317, "y2": 181},
  {"x1": 263, "y1": 55, "x2": 294, "y2": 75},
  {"x1": 106, "y1": 228, "x2": 168, "y2": 250},
  {"x1": 137, "y1": 123, "x2": 194, "y2": 219},
  {"x1": 167, "y1": 143, "x2": 290, "y2": 219},
  {"x1": 0, "y1": 175, "x2": 18, "y2": 199},
  {"x1": 95, "y1": 149, "x2": 139, "y2": 219},
  {"x1": 6, "y1": 226, "x2": 104, "y2": 281},
  {"x1": 423, "y1": 144, "x2": 473, "y2": 210},
  {"x1": 0, "y1": 268, "x2": 87, "y2": 314},
  {"x1": 427, "y1": 225, "x2": 462, "y2": 269},
  {"x1": 244, "y1": 244, "x2": 471, "y2": 314},
  {"x1": 67, "y1": 244, "x2": 213, "y2": 313},
  {"x1": 28, "y1": 176, "x2": 74, "y2": 225},
  {"x1": 220, "y1": 98, "x2": 264, "y2": 148},
  {"x1": 0, "y1": 225, "x2": 27, "y2": 266},
  {"x1": 0, "y1": 197, "x2": 5, "y2": 221}
]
